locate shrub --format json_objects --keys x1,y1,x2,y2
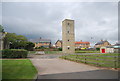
[
  {"x1": 2, "y1": 49, "x2": 28, "y2": 58},
  {"x1": 58, "y1": 48, "x2": 62, "y2": 51},
  {"x1": 96, "y1": 48, "x2": 100, "y2": 51}
]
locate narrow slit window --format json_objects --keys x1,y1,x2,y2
[
  {"x1": 68, "y1": 31, "x2": 69, "y2": 33},
  {"x1": 68, "y1": 23, "x2": 70, "y2": 25}
]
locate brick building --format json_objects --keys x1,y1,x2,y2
[
  {"x1": 75, "y1": 40, "x2": 90, "y2": 49},
  {"x1": 30, "y1": 38, "x2": 51, "y2": 48},
  {"x1": 55, "y1": 40, "x2": 62, "y2": 48},
  {"x1": 94, "y1": 40, "x2": 111, "y2": 48},
  {"x1": 55, "y1": 40, "x2": 90, "y2": 49}
]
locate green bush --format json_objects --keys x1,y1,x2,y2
[
  {"x1": 2, "y1": 49, "x2": 28, "y2": 58},
  {"x1": 58, "y1": 48, "x2": 62, "y2": 51},
  {"x1": 96, "y1": 48, "x2": 100, "y2": 51}
]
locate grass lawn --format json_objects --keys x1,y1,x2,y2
[
  {"x1": 44, "y1": 51, "x2": 63, "y2": 54},
  {"x1": 75, "y1": 50, "x2": 100, "y2": 53},
  {"x1": 2, "y1": 59, "x2": 38, "y2": 79},
  {"x1": 60, "y1": 53, "x2": 119, "y2": 68}
]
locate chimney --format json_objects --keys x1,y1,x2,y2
[{"x1": 101, "y1": 39, "x2": 103, "y2": 41}]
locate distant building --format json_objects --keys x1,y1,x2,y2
[
  {"x1": 30, "y1": 38, "x2": 51, "y2": 48},
  {"x1": 114, "y1": 42, "x2": 120, "y2": 46},
  {"x1": 100, "y1": 44, "x2": 120, "y2": 53},
  {"x1": 55, "y1": 40, "x2": 90, "y2": 49},
  {"x1": 55, "y1": 40, "x2": 62, "y2": 48},
  {"x1": 75, "y1": 40, "x2": 90, "y2": 49},
  {"x1": 94, "y1": 40, "x2": 111, "y2": 48}
]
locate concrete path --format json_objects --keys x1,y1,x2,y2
[{"x1": 29, "y1": 54, "x2": 118, "y2": 79}]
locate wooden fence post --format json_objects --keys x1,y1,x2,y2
[
  {"x1": 76, "y1": 54, "x2": 77, "y2": 59},
  {"x1": 114, "y1": 56, "x2": 117, "y2": 69},
  {"x1": 76, "y1": 54, "x2": 78, "y2": 62},
  {"x1": 96, "y1": 55, "x2": 99, "y2": 66},
  {"x1": 85, "y1": 55, "x2": 86, "y2": 63},
  {"x1": 65, "y1": 55, "x2": 66, "y2": 60}
]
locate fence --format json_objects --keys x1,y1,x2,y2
[{"x1": 62, "y1": 54, "x2": 119, "y2": 69}]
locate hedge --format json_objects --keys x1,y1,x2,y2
[{"x1": 2, "y1": 49, "x2": 28, "y2": 58}]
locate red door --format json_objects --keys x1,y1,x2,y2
[{"x1": 102, "y1": 49, "x2": 105, "y2": 53}]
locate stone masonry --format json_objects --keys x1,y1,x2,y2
[{"x1": 62, "y1": 19, "x2": 75, "y2": 54}]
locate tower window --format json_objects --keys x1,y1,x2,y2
[{"x1": 68, "y1": 23, "x2": 70, "y2": 25}]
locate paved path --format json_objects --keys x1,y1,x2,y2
[{"x1": 29, "y1": 54, "x2": 118, "y2": 79}]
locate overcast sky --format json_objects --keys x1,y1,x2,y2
[{"x1": 1, "y1": 2, "x2": 118, "y2": 46}]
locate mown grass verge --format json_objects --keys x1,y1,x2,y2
[
  {"x1": 75, "y1": 50, "x2": 100, "y2": 53},
  {"x1": 28, "y1": 51, "x2": 36, "y2": 54},
  {"x1": 2, "y1": 59, "x2": 38, "y2": 79},
  {"x1": 44, "y1": 51, "x2": 63, "y2": 54}
]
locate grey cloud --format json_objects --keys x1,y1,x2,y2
[{"x1": 2, "y1": 2, "x2": 118, "y2": 45}]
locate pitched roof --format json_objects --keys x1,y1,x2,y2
[
  {"x1": 114, "y1": 43, "x2": 120, "y2": 46},
  {"x1": 75, "y1": 42, "x2": 90, "y2": 44},
  {"x1": 95, "y1": 40, "x2": 108, "y2": 45},
  {"x1": 30, "y1": 38, "x2": 51, "y2": 43},
  {"x1": 55, "y1": 40, "x2": 62, "y2": 44},
  {"x1": 55, "y1": 40, "x2": 90, "y2": 44},
  {"x1": 105, "y1": 45, "x2": 120, "y2": 48}
]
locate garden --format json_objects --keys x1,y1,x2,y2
[
  {"x1": 1, "y1": 49, "x2": 38, "y2": 80},
  {"x1": 2, "y1": 59, "x2": 37, "y2": 80},
  {"x1": 0, "y1": 32, "x2": 38, "y2": 80}
]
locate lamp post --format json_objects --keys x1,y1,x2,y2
[{"x1": 91, "y1": 37, "x2": 95, "y2": 49}]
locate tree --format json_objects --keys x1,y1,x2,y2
[
  {"x1": 25, "y1": 42, "x2": 35, "y2": 51},
  {"x1": 0, "y1": 25, "x2": 4, "y2": 32},
  {"x1": 4, "y1": 33, "x2": 28, "y2": 49},
  {"x1": 4, "y1": 33, "x2": 35, "y2": 50}
]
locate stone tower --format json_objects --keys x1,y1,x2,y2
[{"x1": 62, "y1": 19, "x2": 75, "y2": 54}]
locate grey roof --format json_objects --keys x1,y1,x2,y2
[
  {"x1": 105, "y1": 45, "x2": 120, "y2": 48},
  {"x1": 114, "y1": 43, "x2": 120, "y2": 46},
  {"x1": 30, "y1": 38, "x2": 51, "y2": 43},
  {"x1": 55, "y1": 40, "x2": 62, "y2": 44},
  {"x1": 105, "y1": 46, "x2": 114, "y2": 48},
  {"x1": 95, "y1": 40, "x2": 108, "y2": 45},
  {"x1": 58, "y1": 40, "x2": 62, "y2": 43}
]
